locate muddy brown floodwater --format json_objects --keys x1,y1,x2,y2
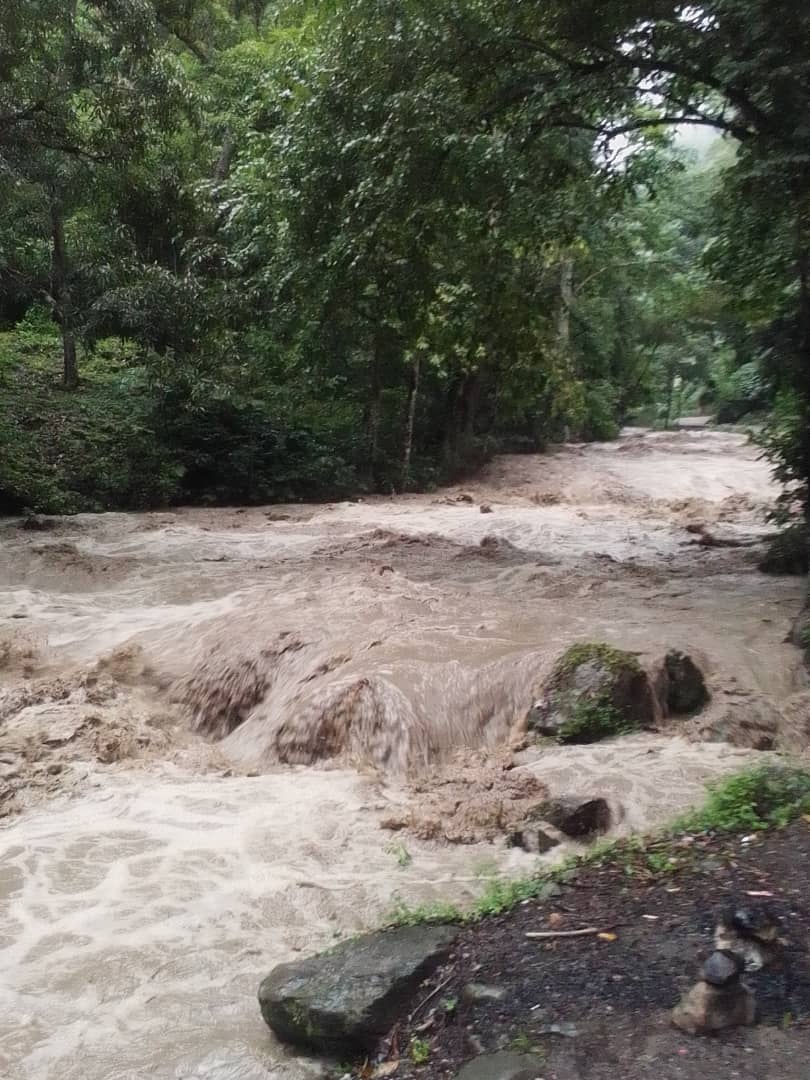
[{"x1": 0, "y1": 429, "x2": 808, "y2": 1079}]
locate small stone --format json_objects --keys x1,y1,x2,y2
[
  {"x1": 480, "y1": 504, "x2": 493, "y2": 514},
  {"x1": 732, "y1": 905, "x2": 780, "y2": 942},
  {"x1": 537, "y1": 1020, "x2": 579, "y2": 1037},
  {"x1": 462, "y1": 983, "x2": 508, "y2": 1005},
  {"x1": 47, "y1": 763, "x2": 64, "y2": 776},
  {"x1": 703, "y1": 950, "x2": 743, "y2": 987}
]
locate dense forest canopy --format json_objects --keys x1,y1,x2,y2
[{"x1": 1, "y1": 1, "x2": 808, "y2": 514}]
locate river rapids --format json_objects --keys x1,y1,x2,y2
[{"x1": 0, "y1": 429, "x2": 807, "y2": 1079}]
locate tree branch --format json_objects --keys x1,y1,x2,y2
[{"x1": 156, "y1": 19, "x2": 208, "y2": 64}]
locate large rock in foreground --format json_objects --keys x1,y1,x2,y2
[
  {"x1": 455, "y1": 1052, "x2": 546, "y2": 1080},
  {"x1": 258, "y1": 924, "x2": 457, "y2": 1055},
  {"x1": 528, "y1": 643, "x2": 656, "y2": 743}
]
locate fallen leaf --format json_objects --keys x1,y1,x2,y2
[
  {"x1": 547, "y1": 912, "x2": 564, "y2": 928},
  {"x1": 598, "y1": 932, "x2": 617, "y2": 942},
  {"x1": 374, "y1": 1063, "x2": 400, "y2": 1078}
]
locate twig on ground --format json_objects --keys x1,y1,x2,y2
[
  {"x1": 525, "y1": 925, "x2": 614, "y2": 940},
  {"x1": 408, "y1": 972, "x2": 455, "y2": 1022}
]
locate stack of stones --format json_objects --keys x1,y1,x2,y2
[{"x1": 672, "y1": 905, "x2": 784, "y2": 1036}]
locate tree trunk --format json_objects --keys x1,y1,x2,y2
[
  {"x1": 557, "y1": 257, "x2": 575, "y2": 439},
  {"x1": 402, "y1": 350, "x2": 421, "y2": 489},
  {"x1": 796, "y1": 229, "x2": 810, "y2": 518},
  {"x1": 664, "y1": 365, "x2": 675, "y2": 429},
  {"x1": 213, "y1": 129, "x2": 235, "y2": 182},
  {"x1": 50, "y1": 197, "x2": 78, "y2": 389},
  {"x1": 368, "y1": 334, "x2": 384, "y2": 485},
  {"x1": 461, "y1": 371, "x2": 481, "y2": 438},
  {"x1": 557, "y1": 257, "x2": 575, "y2": 350},
  {"x1": 442, "y1": 378, "x2": 462, "y2": 462}
]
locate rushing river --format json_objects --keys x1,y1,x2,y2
[{"x1": 0, "y1": 429, "x2": 806, "y2": 1079}]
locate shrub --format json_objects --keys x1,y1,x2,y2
[{"x1": 684, "y1": 765, "x2": 810, "y2": 833}]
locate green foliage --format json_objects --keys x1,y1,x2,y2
[
  {"x1": 556, "y1": 693, "x2": 634, "y2": 744},
  {"x1": 3, "y1": 0, "x2": 810, "y2": 510},
  {"x1": 0, "y1": 324, "x2": 181, "y2": 512},
  {"x1": 758, "y1": 524, "x2": 808, "y2": 577},
  {"x1": 409, "y1": 1037, "x2": 431, "y2": 1065},
  {"x1": 554, "y1": 642, "x2": 641, "y2": 679},
  {"x1": 682, "y1": 766, "x2": 810, "y2": 834}
]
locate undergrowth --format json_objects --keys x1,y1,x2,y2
[{"x1": 678, "y1": 764, "x2": 810, "y2": 833}]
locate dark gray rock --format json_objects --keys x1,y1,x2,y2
[
  {"x1": 258, "y1": 924, "x2": 457, "y2": 1054},
  {"x1": 527, "y1": 644, "x2": 655, "y2": 743},
  {"x1": 20, "y1": 514, "x2": 58, "y2": 532},
  {"x1": 455, "y1": 1052, "x2": 545, "y2": 1080},
  {"x1": 703, "y1": 950, "x2": 744, "y2": 987},
  {"x1": 507, "y1": 825, "x2": 561, "y2": 854},
  {"x1": 659, "y1": 650, "x2": 709, "y2": 715},
  {"x1": 536, "y1": 796, "x2": 611, "y2": 838}
]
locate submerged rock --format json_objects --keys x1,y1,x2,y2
[
  {"x1": 455, "y1": 1051, "x2": 545, "y2": 1080},
  {"x1": 656, "y1": 650, "x2": 709, "y2": 715},
  {"x1": 536, "y1": 796, "x2": 611, "y2": 838},
  {"x1": 507, "y1": 824, "x2": 561, "y2": 854},
  {"x1": 258, "y1": 924, "x2": 457, "y2": 1054},
  {"x1": 528, "y1": 643, "x2": 655, "y2": 743},
  {"x1": 20, "y1": 514, "x2": 58, "y2": 532}
]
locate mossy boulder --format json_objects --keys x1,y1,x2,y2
[
  {"x1": 527, "y1": 643, "x2": 655, "y2": 744},
  {"x1": 258, "y1": 924, "x2": 457, "y2": 1055}
]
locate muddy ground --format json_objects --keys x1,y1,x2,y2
[{"x1": 369, "y1": 822, "x2": 810, "y2": 1080}]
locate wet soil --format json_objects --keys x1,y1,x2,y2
[{"x1": 373, "y1": 822, "x2": 810, "y2": 1080}]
